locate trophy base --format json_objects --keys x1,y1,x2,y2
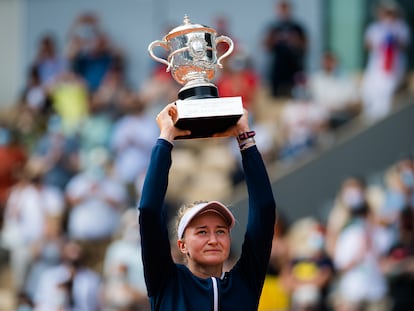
[
  {"x1": 174, "y1": 96, "x2": 243, "y2": 139},
  {"x1": 178, "y1": 85, "x2": 219, "y2": 100}
]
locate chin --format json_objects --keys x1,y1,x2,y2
[{"x1": 203, "y1": 255, "x2": 226, "y2": 265}]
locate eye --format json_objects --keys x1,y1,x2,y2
[
  {"x1": 196, "y1": 230, "x2": 207, "y2": 235},
  {"x1": 216, "y1": 229, "x2": 227, "y2": 235}
]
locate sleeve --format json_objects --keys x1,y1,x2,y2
[
  {"x1": 138, "y1": 138, "x2": 176, "y2": 296},
  {"x1": 235, "y1": 145, "x2": 276, "y2": 295},
  {"x1": 364, "y1": 24, "x2": 377, "y2": 47},
  {"x1": 398, "y1": 21, "x2": 410, "y2": 45},
  {"x1": 334, "y1": 225, "x2": 365, "y2": 270}
]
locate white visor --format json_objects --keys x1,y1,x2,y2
[{"x1": 177, "y1": 201, "x2": 235, "y2": 239}]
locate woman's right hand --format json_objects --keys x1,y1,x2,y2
[
  {"x1": 212, "y1": 108, "x2": 251, "y2": 138},
  {"x1": 156, "y1": 103, "x2": 191, "y2": 142}
]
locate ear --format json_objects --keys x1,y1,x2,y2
[{"x1": 177, "y1": 239, "x2": 188, "y2": 255}]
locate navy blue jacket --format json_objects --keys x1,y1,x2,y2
[{"x1": 139, "y1": 139, "x2": 276, "y2": 311}]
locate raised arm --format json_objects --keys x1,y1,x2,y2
[
  {"x1": 138, "y1": 103, "x2": 190, "y2": 296},
  {"x1": 219, "y1": 111, "x2": 276, "y2": 295}
]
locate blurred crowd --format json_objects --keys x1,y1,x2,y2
[
  {"x1": 259, "y1": 154, "x2": 414, "y2": 311},
  {"x1": 0, "y1": 0, "x2": 412, "y2": 310}
]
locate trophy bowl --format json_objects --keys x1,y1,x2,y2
[
  {"x1": 148, "y1": 14, "x2": 234, "y2": 100},
  {"x1": 148, "y1": 15, "x2": 243, "y2": 139}
]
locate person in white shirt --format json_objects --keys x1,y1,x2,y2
[
  {"x1": 309, "y1": 51, "x2": 361, "y2": 129},
  {"x1": 1, "y1": 158, "x2": 65, "y2": 291},
  {"x1": 102, "y1": 209, "x2": 149, "y2": 310},
  {"x1": 333, "y1": 193, "x2": 388, "y2": 311},
  {"x1": 110, "y1": 99, "x2": 159, "y2": 186},
  {"x1": 65, "y1": 148, "x2": 128, "y2": 241},
  {"x1": 361, "y1": 1, "x2": 410, "y2": 121},
  {"x1": 33, "y1": 240, "x2": 102, "y2": 311}
]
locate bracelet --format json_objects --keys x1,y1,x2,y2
[
  {"x1": 239, "y1": 137, "x2": 256, "y2": 151},
  {"x1": 237, "y1": 131, "x2": 256, "y2": 150},
  {"x1": 237, "y1": 130, "x2": 256, "y2": 143}
]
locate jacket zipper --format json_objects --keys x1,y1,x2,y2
[{"x1": 211, "y1": 277, "x2": 218, "y2": 311}]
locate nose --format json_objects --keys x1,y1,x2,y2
[{"x1": 208, "y1": 233, "x2": 219, "y2": 244}]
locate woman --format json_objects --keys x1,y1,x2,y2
[{"x1": 138, "y1": 103, "x2": 276, "y2": 310}]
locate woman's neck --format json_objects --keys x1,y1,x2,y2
[{"x1": 187, "y1": 262, "x2": 223, "y2": 279}]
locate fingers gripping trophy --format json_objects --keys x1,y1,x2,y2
[{"x1": 148, "y1": 15, "x2": 243, "y2": 139}]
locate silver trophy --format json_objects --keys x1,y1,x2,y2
[{"x1": 148, "y1": 15, "x2": 243, "y2": 139}]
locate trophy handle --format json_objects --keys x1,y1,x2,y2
[
  {"x1": 148, "y1": 40, "x2": 171, "y2": 71},
  {"x1": 215, "y1": 35, "x2": 234, "y2": 68}
]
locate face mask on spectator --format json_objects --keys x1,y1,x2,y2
[
  {"x1": 342, "y1": 187, "x2": 365, "y2": 209},
  {"x1": 43, "y1": 243, "x2": 61, "y2": 262},
  {"x1": 307, "y1": 231, "x2": 324, "y2": 252},
  {"x1": 400, "y1": 169, "x2": 414, "y2": 188}
]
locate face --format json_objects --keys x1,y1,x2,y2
[
  {"x1": 277, "y1": 2, "x2": 291, "y2": 19},
  {"x1": 322, "y1": 53, "x2": 337, "y2": 73},
  {"x1": 341, "y1": 178, "x2": 365, "y2": 208},
  {"x1": 178, "y1": 212, "x2": 231, "y2": 268}
]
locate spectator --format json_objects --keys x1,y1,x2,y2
[
  {"x1": 360, "y1": 0, "x2": 411, "y2": 122},
  {"x1": 1, "y1": 157, "x2": 65, "y2": 292},
  {"x1": 33, "y1": 240, "x2": 102, "y2": 311},
  {"x1": 31, "y1": 114, "x2": 80, "y2": 190},
  {"x1": 258, "y1": 216, "x2": 290, "y2": 311},
  {"x1": 19, "y1": 66, "x2": 50, "y2": 117},
  {"x1": 281, "y1": 218, "x2": 333, "y2": 311},
  {"x1": 308, "y1": 51, "x2": 361, "y2": 129},
  {"x1": 47, "y1": 70, "x2": 90, "y2": 135},
  {"x1": 377, "y1": 154, "x2": 414, "y2": 240},
  {"x1": 381, "y1": 206, "x2": 414, "y2": 310},
  {"x1": 77, "y1": 105, "x2": 114, "y2": 156},
  {"x1": 24, "y1": 215, "x2": 65, "y2": 301},
  {"x1": 102, "y1": 209, "x2": 149, "y2": 310},
  {"x1": 215, "y1": 47, "x2": 260, "y2": 111},
  {"x1": 16, "y1": 66, "x2": 51, "y2": 139},
  {"x1": 210, "y1": 13, "x2": 258, "y2": 112},
  {"x1": 332, "y1": 187, "x2": 388, "y2": 311},
  {"x1": 66, "y1": 12, "x2": 102, "y2": 59},
  {"x1": 262, "y1": 0, "x2": 308, "y2": 97},
  {"x1": 90, "y1": 60, "x2": 132, "y2": 122},
  {"x1": 138, "y1": 62, "x2": 180, "y2": 120},
  {"x1": 65, "y1": 147, "x2": 128, "y2": 244},
  {"x1": 19, "y1": 35, "x2": 66, "y2": 138},
  {"x1": 212, "y1": 14, "x2": 235, "y2": 56},
  {"x1": 66, "y1": 12, "x2": 124, "y2": 92},
  {"x1": 32, "y1": 34, "x2": 67, "y2": 87},
  {"x1": 110, "y1": 97, "x2": 159, "y2": 187},
  {"x1": 278, "y1": 78, "x2": 329, "y2": 161},
  {"x1": 325, "y1": 176, "x2": 368, "y2": 258},
  {"x1": 386, "y1": 155, "x2": 414, "y2": 210},
  {"x1": 77, "y1": 64, "x2": 131, "y2": 154},
  {"x1": 0, "y1": 126, "x2": 27, "y2": 227}
]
